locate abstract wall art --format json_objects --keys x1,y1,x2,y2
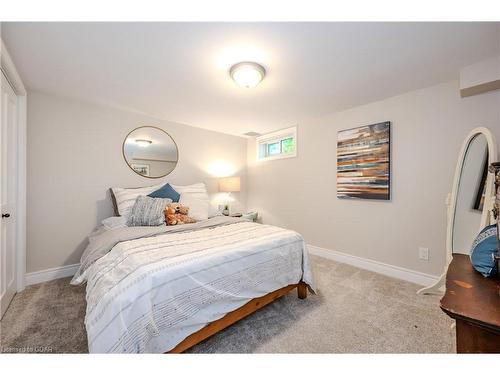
[{"x1": 337, "y1": 121, "x2": 391, "y2": 200}]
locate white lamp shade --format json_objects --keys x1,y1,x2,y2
[{"x1": 219, "y1": 176, "x2": 241, "y2": 192}]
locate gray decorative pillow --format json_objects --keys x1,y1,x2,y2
[{"x1": 127, "y1": 196, "x2": 172, "y2": 227}]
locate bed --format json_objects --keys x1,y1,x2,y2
[{"x1": 71, "y1": 216, "x2": 315, "y2": 353}]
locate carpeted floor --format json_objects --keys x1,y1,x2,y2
[{"x1": 0, "y1": 255, "x2": 455, "y2": 353}]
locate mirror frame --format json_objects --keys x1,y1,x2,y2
[
  {"x1": 418, "y1": 127, "x2": 497, "y2": 295},
  {"x1": 447, "y1": 127, "x2": 497, "y2": 259},
  {"x1": 122, "y1": 125, "x2": 179, "y2": 179}
]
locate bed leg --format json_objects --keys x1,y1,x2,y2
[{"x1": 297, "y1": 282, "x2": 307, "y2": 299}]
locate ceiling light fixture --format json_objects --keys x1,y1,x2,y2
[
  {"x1": 230, "y1": 62, "x2": 266, "y2": 88},
  {"x1": 135, "y1": 139, "x2": 152, "y2": 147}
]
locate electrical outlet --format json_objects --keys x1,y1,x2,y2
[{"x1": 419, "y1": 247, "x2": 429, "y2": 261}]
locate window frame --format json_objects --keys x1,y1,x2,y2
[{"x1": 256, "y1": 126, "x2": 297, "y2": 161}]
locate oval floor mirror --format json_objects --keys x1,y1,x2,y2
[{"x1": 417, "y1": 127, "x2": 497, "y2": 295}]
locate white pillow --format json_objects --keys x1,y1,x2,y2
[
  {"x1": 170, "y1": 182, "x2": 215, "y2": 217},
  {"x1": 171, "y1": 183, "x2": 209, "y2": 200},
  {"x1": 179, "y1": 194, "x2": 209, "y2": 221},
  {"x1": 111, "y1": 183, "x2": 163, "y2": 217},
  {"x1": 171, "y1": 182, "x2": 220, "y2": 217},
  {"x1": 101, "y1": 216, "x2": 128, "y2": 230}
]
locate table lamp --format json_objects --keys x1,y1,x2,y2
[{"x1": 218, "y1": 176, "x2": 240, "y2": 215}]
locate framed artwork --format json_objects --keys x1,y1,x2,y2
[
  {"x1": 131, "y1": 163, "x2": 150, "y2": 177},
  {"x1": 337, "y1": 121, "x2": 391, "y2": 200}
]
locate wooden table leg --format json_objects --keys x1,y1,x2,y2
[{"x1": 297, "y1": 282, "x2": 307, "y2": 299}]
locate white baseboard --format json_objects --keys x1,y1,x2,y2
[
  {"x1": 307, "y1": 244, "x2": 439, "y2": 286},
  {"x1": 25, "y1": 263, "x2": 80, "y2": 286}
]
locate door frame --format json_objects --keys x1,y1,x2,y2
[{"x1": 1, "y1": 39, "x2": 27, "y2": 293}]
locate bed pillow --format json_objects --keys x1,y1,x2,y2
[
  {"x1": 171, "y1": 182, "x2": 219, "y2": 217},
  {"x1": 470, "y1": 224, "x2": 499, "y2": 277},
  {"x1": 147, "y1": 183, "x2": 180, "y2": 202},
  {"x1": 179, "y1": 194, "x2": 209, "y2": 221},
  {"x1": 101, "y1": 216, "x2": 128, "y2": 230},
  {"x1": 171, "y1": 183, "x2": 209, "y2": 200},
  {"x1": 127, "y1": 196, "x2": 172, "y2": 227},
  {"x1": 110, "y1": 183, "x2": 163, "y2": 217}
]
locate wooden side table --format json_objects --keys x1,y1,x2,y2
[{"x1": 440, "y1": 254, "x2": 500, "y2": 353}]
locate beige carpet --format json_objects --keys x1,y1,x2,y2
[{"x1": 0, "y1": 255, "x2": 455, "y2": 353}]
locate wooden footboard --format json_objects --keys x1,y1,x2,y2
[{"x1": 167, "y1": 281, "x2": 308, "y2": 353}]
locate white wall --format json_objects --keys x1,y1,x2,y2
[
  {"x1": 460, "y1": 56, "x2": 500, "y2": 89},
  {"x1": 247, "y1": 80, "x2": 500, "y2": 276},
  {"x1": 27, "y1": 91, "x2": 247, "y2": 273}
]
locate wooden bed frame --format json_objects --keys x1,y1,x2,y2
[{"x1": 167, "y1": 281, "x2": 308, "y2": 353}]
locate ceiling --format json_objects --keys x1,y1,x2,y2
[{"x1": 2, "y1": 22, "x2": 499, "y2": 137}]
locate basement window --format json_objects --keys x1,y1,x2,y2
[{"x1": 257, "y1": 126, "x2": 297, "y2": 161}]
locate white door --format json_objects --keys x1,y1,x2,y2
[{"x1": 0, "y1": 71, "x2": 18, "y2": 319}]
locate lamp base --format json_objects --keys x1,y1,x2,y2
[{"x1": 218, "y1": 204, "x2": 230, "y2": 216}]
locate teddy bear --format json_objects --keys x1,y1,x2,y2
[{"x1": 165, "y1": 202, "x2": 196, "y2": 225}]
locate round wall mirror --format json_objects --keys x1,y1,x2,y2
[{"x1": 123, "y1": 126, "x2": 178, "y2": 178}]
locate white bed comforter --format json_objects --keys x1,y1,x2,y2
[{"x1": 80, "y1": 220, "x2": 315, "y2": 353}]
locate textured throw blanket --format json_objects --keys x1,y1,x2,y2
[
  {"x1": 71, "y1": 216, "x2": 246, "y2": 285},
  {"x1": 74, "y1": 217, "x2": 316, "y2": 353}
]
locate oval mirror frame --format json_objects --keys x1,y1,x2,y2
[
  {"x1": 122, "y1": 126, "x2": 179, "y2": 179},
  {"x1": 418, "y1": 127, "x2": 497, "y2": 295},
  {"x1": 447, "y1": 127, "x2": 497, "y2": 257}
]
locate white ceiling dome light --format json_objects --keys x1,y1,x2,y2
[{"x1": 230, "y1": 62, "x2": 266, "y2": 88}]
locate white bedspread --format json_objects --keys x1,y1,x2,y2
[{"x1": 83, "y1": 221, "x2": 315, "y2": 353}]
